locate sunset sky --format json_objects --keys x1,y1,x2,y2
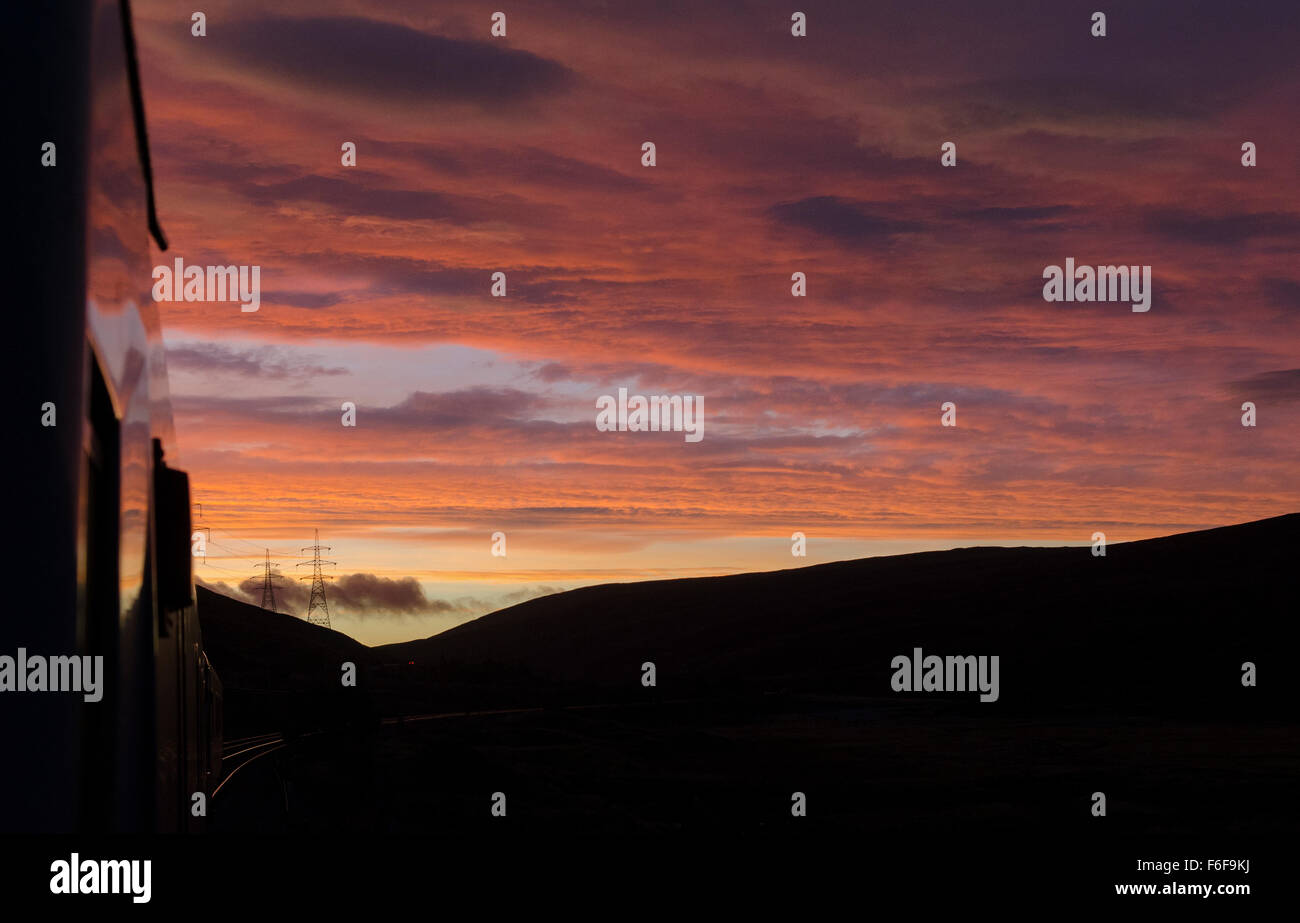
[{"x1": 132, "y1": 1, "x2": 1300, "y2": 644}]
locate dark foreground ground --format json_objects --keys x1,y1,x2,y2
[
  {"x1": 202, "y1": 515, "x2": 1298, "y2": 880},
  {"x1": 213, "y1": 694, "x2": 1295, "y2": 840}
]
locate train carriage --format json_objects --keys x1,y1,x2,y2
[{"x1": 8, "y1": 0, "x2": 221, "y2": 834}]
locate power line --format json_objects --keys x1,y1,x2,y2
[
  {"x1": 206, "y1": 539, "x2": 286, "y2": 564},
  {"x1": 196, "y1": 559, "x2": 246, "y2": 575},
  {"x1": 212, "y1": 526, "x2": 297, "y2": 560},
  {"x1": 193, "y1": 504, "x2": 299, "y2": 558}
]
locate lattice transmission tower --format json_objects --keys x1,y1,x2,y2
[
  {"x1": 296, "y1": 528, "x2": 336, "y2": 628},
  {"x1": 254, "y1": 549, "x2": 286, "y2": 613}
]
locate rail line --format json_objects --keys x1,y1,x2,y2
[
  {"x1": 213, "y1": 700, "x2": 687, "y2": 802},
  {"x1": 214, "y1": 735, "x2": 285, "y2": 797}
]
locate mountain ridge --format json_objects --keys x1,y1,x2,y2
[{"x1": 360, "y1": 513, "x2": 1297, "y2": 713}]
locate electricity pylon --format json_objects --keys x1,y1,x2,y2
[
  {"x1": 255, "y1": 549, "x2": 284, "y2": 613},
  {"x1": 296, "y1": 529, "x2": 336, "y2": 628}
]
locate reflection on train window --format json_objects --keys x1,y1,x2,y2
[{"x1": 82, "y1": 351, "x2": 120, "y2": 829}]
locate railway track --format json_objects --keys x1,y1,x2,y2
[
  {"x1": 214, "y1": 702, "x2": 662, "y2": 801},
  {"x1": 214, "y1": 733, "x2": 286, "y2": 797}
]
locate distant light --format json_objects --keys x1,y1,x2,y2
[{"x1": 408, "y1": 661, "x2": 414, "y2": 665}]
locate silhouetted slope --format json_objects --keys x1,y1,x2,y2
[
  {"x1": 375, "y1": 514, "x2": 1298, "y2": 713},
  {"x1": 201, "y1": 519, "x2": 1298, "y2": 839},
  {"x1": 196, "y1": 585, "x2": 375, "y2": 735}
]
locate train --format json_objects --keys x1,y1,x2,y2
[{"x1": 7, "y1": 0, "x2": 222, "y2": 832}]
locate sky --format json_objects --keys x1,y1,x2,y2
[{"x1": 132, "y1": 1, "x2": 1300, "y2": 645}]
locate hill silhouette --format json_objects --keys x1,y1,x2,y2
[
  {"x1": 373, "y1": 514, "x2": 1298, "y2": 714},
  {"x1": 196, "y1": 585, "x2": 375, "y2": 735},
  {"x1": 198, "y1": 516, "x2": 1299, "y2": 839}
]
